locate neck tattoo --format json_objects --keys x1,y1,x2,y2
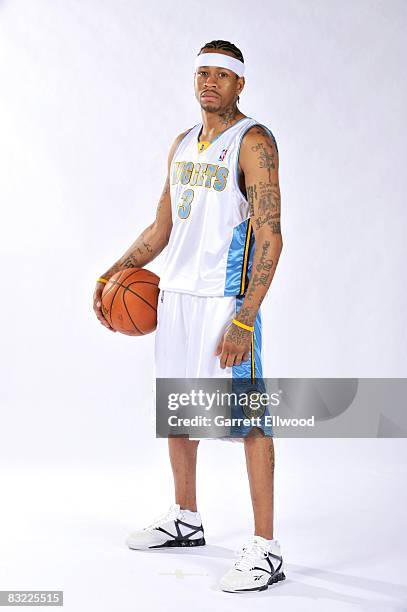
[{"x1": 219, "y1": 104, "x2": 238, "y2": 127}]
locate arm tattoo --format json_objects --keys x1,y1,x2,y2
[
  {"x1": 120, "y1": 230, "x2": 154, "y2": 269},
  {"x1": 235, "y1": 305, "x2": 256, "y2": 326},
  {"x1": 251, "y1": 142, "x2": 276, "y2": 183},
  {"x1": 156, "y1": 179, "x2": 169, "y2": 218},
  {"x1": 245, "y1": 240, "x2": 274, "y2": 304},
  {"x1": 247, "y1": 184, "x2": 257, "y2": 217},
  {"x1": 247, "y1": 180, "x2": 281, "y2": 234}
]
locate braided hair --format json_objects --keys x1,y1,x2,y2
[{"x1": 198, "y1": 40, "x2": 244, "y2": 63}]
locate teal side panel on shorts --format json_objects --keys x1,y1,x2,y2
[
  {"x1": 230, "y1": 296, "x2": 273, "y2": 438},
  {"x1": 253, "y1": 308, "x2": 263, "y2": 379},
  {"x1": 232, "y1": 294, "x2": 252, "y2": 380}
]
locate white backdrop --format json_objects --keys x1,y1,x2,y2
[{"x1": 0, "y1": 1, "x2": 406, "y2": 610}]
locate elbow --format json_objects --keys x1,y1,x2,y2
[{"x1": 151, "y1": 220, "x2": 172, "y2": 249}]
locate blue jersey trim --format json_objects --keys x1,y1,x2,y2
[
  {"x1": 230, "y1": 296, "x2": 273, "y2": 438},
  {"x1": 196, "y1": 116, "x2": 249, "y2": 147}
]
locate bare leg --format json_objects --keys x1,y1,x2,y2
[
  {"x1": 243, "y1": 428, "x2": 274, "y2": 539},
  {"x1": 168, "y1": 437, "x2": 200, "y2": 512}
]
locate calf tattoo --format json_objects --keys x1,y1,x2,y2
[{"x1": 268, "y1": 439, "x2": 275, "y2": 469}]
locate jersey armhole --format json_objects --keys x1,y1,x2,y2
[{"x1": 171, "y1": 124, "x2": 200, "y2": 161}]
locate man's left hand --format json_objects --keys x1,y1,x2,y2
[{"x1": 215, "y1": 323, "x2": 252, "y2": 369}]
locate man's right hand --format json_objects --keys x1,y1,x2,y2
[{"x1": 93, "y1": 280, "x2": 117, "y2": 332}]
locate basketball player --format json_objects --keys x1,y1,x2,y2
[{"x1": 93, "y1": 40, "x2": 284, "y2": 593}]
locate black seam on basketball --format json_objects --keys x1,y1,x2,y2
[
  {"x1": 119, "y1": 268, "x2": 145, "y2": 284},
  {"x1": 123, "y1": 288, "x2": 158, "y2": 312},
  {"x1": 102, "y1": 269, "x2": 127, "y2": 299},
  {"x1": 107, "y1": 280, "x2": 123, "y2": 325},
  {"x1": 107, "y1": 280, "x2": 158, "y2": 313},
  {"x1": 108, "y1": 271, "x2": 155, "y2": 289},
  {"x1": 104, "y1": 269, "x2": 146, "y2": 297},
  {"x1": 127, "y1": 280, "x2": 160, "y2": 288},
  {"x1": 102, "y1": 280, "x2": 118, "y2": 299},
  {"x1": 122, "y1": 293, "x2": 144, "y2": 335}
]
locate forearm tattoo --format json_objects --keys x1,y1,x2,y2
[
  {"x1": 156, "y1": 178, "x2": 169, "y2": 218},
  {"x1": 245, "y1": 240, "x2": 274, "y2": 301},
  {"x1": 119, "y1": 229, "x2": 154, "y2": 269},
  {"x1": 247, "y1": 179, "x2": 281, "y2": 233}
]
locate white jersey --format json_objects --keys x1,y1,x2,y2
[{"x1": 158, "y1": 116, "x2": 277, "y2": 297}]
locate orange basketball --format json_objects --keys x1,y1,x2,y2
[{"x1": 101, "y1": 268, "x2": 160, "y2": 336}]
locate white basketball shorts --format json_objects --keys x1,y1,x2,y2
[{"x1": 152, "y1": 289, "x2": 273, "y2": 441}]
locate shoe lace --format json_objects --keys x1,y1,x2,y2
[
  {"x1": 233, "y1": 539, "x2": 269, "y2": 572},
  {"x1": 143, "y1": 504, "x2": 180, "y2": 531}
]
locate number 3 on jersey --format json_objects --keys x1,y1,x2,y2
[{"x1": 177, "y1": 188, "x2": 194, "y2": 219}]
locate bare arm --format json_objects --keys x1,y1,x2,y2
[
  {"x1": 93, "y1": 129, "x2": 188, "y2": 330},
  {"x1": 234, "y1": 125, "x2": 283, "y2": 328},
  {"x1": 215, "y1": 125, "x2": 283, "y2": 367},
  {"x1": 99, "y1": 130, "x2": 189, "y2": 279}
]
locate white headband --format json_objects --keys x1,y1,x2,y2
[{"x1": 194, "y1": 53, "x2": 245, "y2": 77}]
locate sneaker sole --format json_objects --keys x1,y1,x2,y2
[
  {"x1": 128, "y1": 537, "x2": 206, "y2": 550},
  {"x1": 221, "y1": 571, "x2": 286, "y2": 593}
]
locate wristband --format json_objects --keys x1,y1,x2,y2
[
  {"x1": 232, "y1": 318, "x2": 254, "y2": 332},
  {"x1": 97, "y1": 277, "x2": 109, "y2": 284}
]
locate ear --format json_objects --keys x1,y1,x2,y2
[{"x1": 237, "y1": 76, "x2": 245, "y2": 96}]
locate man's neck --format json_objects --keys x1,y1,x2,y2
[{"x1": 200, "y1": 106, "x2": 246, "y2": 141}]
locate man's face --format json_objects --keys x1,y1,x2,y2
[{"x1": 194, "y1": 50, "x2": 244, "y2": 112}]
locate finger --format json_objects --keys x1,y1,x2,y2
[
  {"x1": 225, "y1": 353, "x2": 236, "y2": 368},
  {"x1": 96, "y1": 311, "x2": 114, "y2": 331},
  {"x1": 215, "y1": 340, "x2": 223, "y2": 356},
  {"x1": 242, "y1": 351, "x2": 250, "y2": 362},
  {"x1": 234, "y1": 352, "x2": 246, "y2": 366},
  {"x1": 220, "y1": 348, "x2": 229, "y2": 369}
]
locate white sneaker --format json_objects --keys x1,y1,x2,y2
[
  {"x1": 126, "y1": 503, "x2": 206, "y2": 550},
  {"x1": 219, "y1": 535, "x2": 286, "y2": 593}
]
